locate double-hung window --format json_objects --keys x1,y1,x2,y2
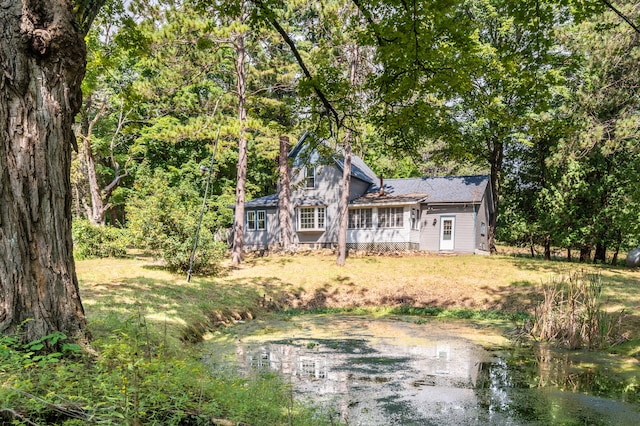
[
  {"x1": 298, "y1": 207, "x2": 325, "y2": 230},
  {"x1": 305, "y1": 166, "x2": 316, "y2": 189},
  {"x1": 246, "y1": 210, "x2": 266, "y2": 231},
  {"x1": 348, "y1": 208, "x2": 372, "y2": 229},
  {"x1": 378, "y1": 207, "x2": 404, "y2": 228},
  {"x1": 411, "y1": 208, "x2": 420, "y2": 230}
]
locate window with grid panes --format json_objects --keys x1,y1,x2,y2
[
  {"x1": 378, "y1": 207, "x2": 404, "y2": 228},
  {"x1": 348, "y1": 208, "x2": 372, "y2": 229},
  {"x1": 256, "y1": 210, "x2": 266, "y2": 230},
  {"x1": 246, "y1": 210, "x2": 266, "y2": 230},
  {"x1": 298, "y1": 207, "x2": 325, "y2": 230}
]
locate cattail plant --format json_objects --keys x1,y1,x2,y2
[{"x1": 529, "y1": 272, "x2": 627, "y2": 350}]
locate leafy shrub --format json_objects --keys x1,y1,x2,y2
[
  {"x1": 126, "y1": 167, "x2": 228, "y2": 273},
  {"x1": 72, "y1": 219, "x2": 129, "y2": 259},
  {"x1": 0, "y1": 317, "x2": 333, "y2": 426}
]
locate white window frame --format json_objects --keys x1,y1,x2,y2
[
  {"x1": 348, "y1": 208, "x2": 373, "y2": 229},
  {"x1": 378, "y1": 207, "x2": 404, "y2": 228},
  {"x1": 411, "y1": 208, "x2": 420, "y2": 230},
  {"x1": 298, "y1": 206, "x2": 325, "y2": 231},
  {"x1": 256, "y1": 210, "x2": 266, "y2": 230},
  {"x1": 246, "y1": 210, "x2": 266, "y2": 231},
  {"x1": 305, "y1": 166, "x2": 316, "y2": 189}
]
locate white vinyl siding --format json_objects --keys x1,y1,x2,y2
[
  {"x1": 420, "y1": 205, "x2": 477, "y2": 253},
  {"x1": 243, "y1": 208, "x2": 279, "y2": 250}
]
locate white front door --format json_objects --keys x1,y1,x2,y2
[{"x1": 440, "y1": 216, "x2": 455, "y2": 251}]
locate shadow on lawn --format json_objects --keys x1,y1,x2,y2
[
  {"x1": 271, "y1": 282, "x2": 466, "y2": 312},
  {"x1": 506, "y1": 256, "x2": 576, "y2": 274},
  {"x1": 83, "y1": 276, "x2": 266, "y2": 343},
  {"x1": 479, "y1": 280, "x2": 542, "y2": 312}
]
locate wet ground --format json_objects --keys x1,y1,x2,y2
[{"x1": 204, "y1": 314, "x2": 640, "y2": 425}]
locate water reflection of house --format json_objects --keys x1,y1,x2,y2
[
  {"x1": 235, "y1": 336, "x2": 486, "y2": 424},
  {"x1": 237, "y1": 343, "x2": 350, "y2": 396}
]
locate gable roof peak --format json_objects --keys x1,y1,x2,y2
[{"x1": 289, "y1": 131, "x2": 378, "y2": 184}]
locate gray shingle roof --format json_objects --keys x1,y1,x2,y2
[
  {"x1": 334, "y1": 156, "x2": 378, "y2": 184},
  {"x1": 290, "y1": 131, "x2": 377, "y2": 184},
  {"x1": 353, "y1": 175, "x2": 489, "y2": 205},
  {"x1": 244, "y1": 193, "x2": 279, "y2": 208},
  {"x1": 242, "y1": 132, "x2": 489, "y2": 209}
]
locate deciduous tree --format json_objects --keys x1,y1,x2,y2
[{"x1": 1, "y1": 0, "x2": 104, "y2": 343}]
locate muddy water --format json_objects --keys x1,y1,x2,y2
[{"x1": 204, "y1": 315, "x2": 640, "y2": 425}]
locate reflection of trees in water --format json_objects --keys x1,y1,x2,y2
[{"x1": 475, "y1": 344, "x2": 640, "y2": 422}]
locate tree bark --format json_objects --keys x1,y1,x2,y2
[
  {"x1": 336, "y1": 138, "x2": 352, "y2": 266},
  {"x1": 77, "y1": 96, "x2": 127, "y2": 225},
  {"x1": 231, "y1": 9, "x2": 248, "y2": 266},
  {"x1": 0, "y1": 0, "x2": 100, "y2": 343},
  {"x1": 278, "y1": 135, "x2": 292, "y2": 251},
  {"x1": 336, "y1": 44, "x2": 359, "y2": 266},
  {"x1": 544, "y1": 234, "x2": 551, "y2": 260},
  {"x1": 79, "y1": 101, "x2": 107, "y2": 224},
  {"x1": 487, "y1": 140, "x2": 503, "y2": 254},
  {"x1": 593, "y1": 242, "x2": 606, "y2": 264},
  {"x1": 529, "y1": 237, "x2": 535, "y2": 258}
]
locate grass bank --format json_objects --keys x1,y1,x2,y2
[
  {"x1": 3, "y1": 252, "x2": 639, "y2": 425},
  {"x1": 79, "y1": 251, "x2": 640, "y2": 355}
]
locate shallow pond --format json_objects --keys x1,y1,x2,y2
[{"x1": 204, "y1": 315, "x2": 640, "y2": 425}]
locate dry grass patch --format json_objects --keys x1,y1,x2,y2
[
  {"x1": 77, "y1": 252, "x2": 640, "y2": 349},
  {"x1": 221, "y1": 253, "x2": 586, "y2": 312}
]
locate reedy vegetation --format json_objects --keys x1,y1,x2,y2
[{"x1": 528, "y1": 271, "x2": 628, "y2": 350}]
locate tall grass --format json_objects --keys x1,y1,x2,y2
[
  {"x1": 529, "y1": 272, "x2": 628, "y2": 350},
  {"x1": 0, "y1": 314, "x2": 337, "y2": 425}
]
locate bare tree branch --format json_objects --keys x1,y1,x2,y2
[{"x1": 600, "y1": 0, "x2": 640, "y2": 34}]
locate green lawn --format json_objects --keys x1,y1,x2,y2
[
  {"x1": 78, "y1": 251, "x2": 640, "y2": 356},
  {"x1": 4, "y1": 251, "x2": 639, "y2": 425}
]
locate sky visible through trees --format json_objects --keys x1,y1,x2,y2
[{"x1": 1, "y1": 0, "x2": 639, "y2": 341}]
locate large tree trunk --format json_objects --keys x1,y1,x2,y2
[
  {"x1": 487, "y1": 140, "x2": 503, "y2": 254},
  {"x1": 593, "y1": 242, "x2": 606, "y2": 264},
  {"x1": 579, "y1": 245, "x2": 592, "y2": 263},
  {"x1": 79, "y1": 119, "x2": 107, "y2": 224},
  {"x1": 278, "y1": 135, "x2": 292, "y2": 251},
  {"x1": 336, "y1": 138, "x2": 352, "y2": 266},
  {"x1": 77, "y1": 96, "x2": 125, "y2": 226},
  {"x1": 336, "y1": 44, "x2": 359, "y2": 266},
  {"x1": 231, "y1": 15, "x2": 247, "y2": 266},
  {"x1": 0, "y1": 0, "x2": 98, "y2": 343},
  {"x1": 544, "y1": 234, "x2": 551, "y2": 260}
]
